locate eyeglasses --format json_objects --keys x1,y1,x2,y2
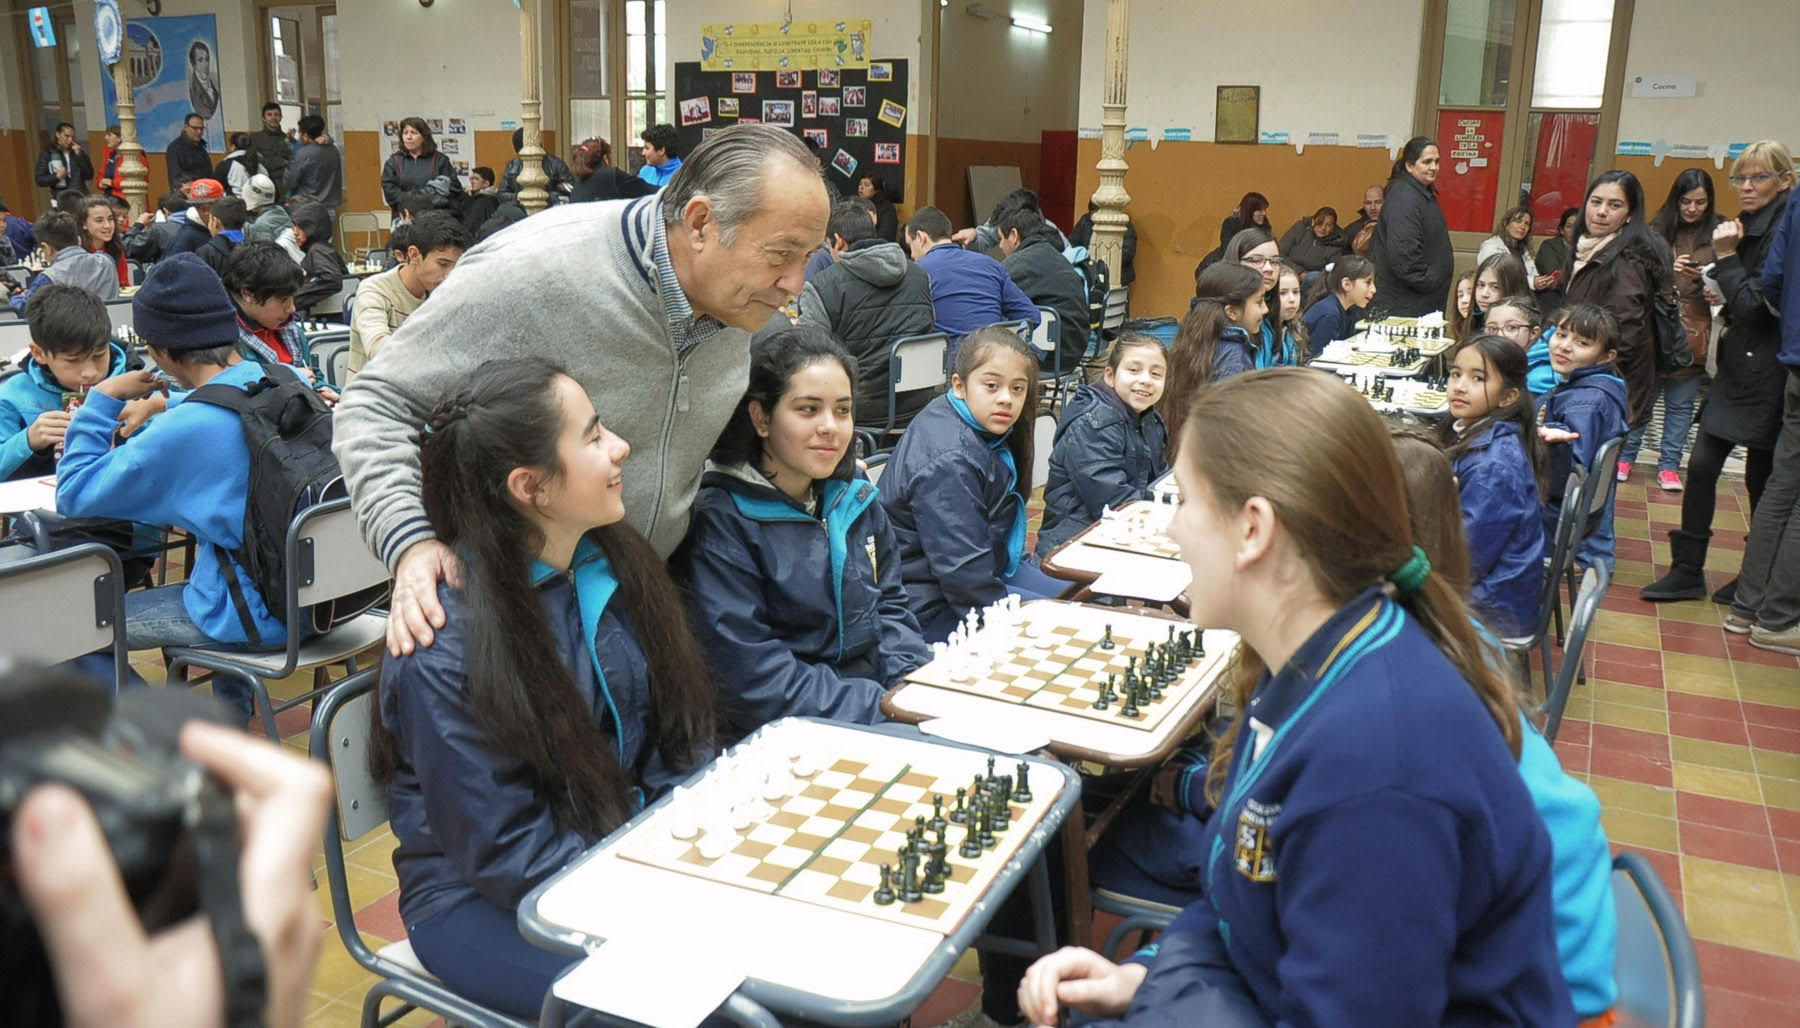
[
  {"x1": 1729, "y1": 173, "x2": 1778, "y2": 187},
  {"x1": 1489, "y1": 322, "x2": 1534, "y2": 335},
  {"x1": 1241, "y1": 255, "x2": 1282, "y2": 268}
]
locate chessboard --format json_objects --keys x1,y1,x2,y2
[
  {"x1": 1077, "y1": 502, "x2": 1181, "y2": 560},
  {"x1": 903, "y1": 598, "x2": 1217, "y2": 733},
  {"x1": 1322, "y1": 347, "x2": 1433, "y2": 373},
  {"x1": 616, "y1": 727, "x2": 1058, "y2": 933}
]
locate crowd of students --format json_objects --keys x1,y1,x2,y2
[{"x1": 6, "y1": 117, "x2": 1800, "y2": 1028}]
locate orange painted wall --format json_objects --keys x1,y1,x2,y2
[
  {"x1": 932, "y1": 137, "x2": 1043, "y2": 230},
  {"x1": 1071, "y1": 138, "x2": 1395, "y2": 319},
  {"x1": 1, "y1": 131, "x2": 33, "y2": 218},
  {"x1": 1615, "y1": 155, "x2": 1757, "y2": 217}
]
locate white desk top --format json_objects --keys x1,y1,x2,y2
[
  {"x1": 527, "y1": 719, "x2": 1073, "y2": 1006},
  {"x1": 0, "y1": 475, "x2": 56, "y2": 515}
]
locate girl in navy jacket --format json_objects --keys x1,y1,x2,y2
[
  {"x1": 1016, "y1": 369, "x2": 1571, "y2": 1028},
  {"x1": 371, "y1": 358, "x2": 717, "y2": 1018},
  {"x1": 1162, "y1": 263, "x2": 1267, "y2": 449},
  {"x1": 1299, "y1": 254, "x2": 1377, "y2": 359},
  {"x1": 881, "y1": 326, "x2": 1064, "y2": 642},
  {"x1": 1441, "y1": 334, "x2": 1549, "y2": 636},
  {"x1": 1537, "y1": 303, "x2": 1629, "y2": 572},
  {"x1": 676, "y1": 326, "x2": 931, "y2": 734},
  {"x1": 1036, "y1": 332, "x2": 1170, "y2": 557}
]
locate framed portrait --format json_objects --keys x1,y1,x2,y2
[{"x1": 1215, "y1": 85, "x2": 1260, "y2": 144}]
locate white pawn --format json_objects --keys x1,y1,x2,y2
[{"x1": 697, "y1": 833, "x2": 731, "y2": 860}]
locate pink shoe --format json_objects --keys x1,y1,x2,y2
[
  {"x1": 1657, "y1": 470, "x2": 1684, "y2": 492},
  {"x1": 1616, "y1": 461, "x2": 1632, "y2": 483}
]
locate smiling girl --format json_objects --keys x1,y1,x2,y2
[
  {"x1": 372, "y1": 357, "x2": 717, "y2": 1017},
  {"x1": 77, "y1": 195, "x2": 129, "y2": 289},
  {"x1": 880, "y1": 326, "x2": 1061, "y2": 641},
  {"x1": 1036, "y1": 332, "x2": 1171, "y2": 556},
  {"x1": 1537, "y1": 303, "x2": 1630, "y2": 570},
  {"x1": 676, "y1": 326, "x2": 931, "y2": 733},
  {"x1": 1440, "y1": 335, "x2": 1548, "y2": 634},
  {"x1": 1163, "y1": 263, "x2": 1268, "y2": 448}
]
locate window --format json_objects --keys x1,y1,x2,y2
[
  {"x1": 562, "y1": 0, "x2": 665, "y2": 164},
  {"x1": 1439, "y1": 0, "x2": 1516, "y2": 108},
  {"x1": 1530, "y1": 0, "x2": 1614, "y2": 108}
]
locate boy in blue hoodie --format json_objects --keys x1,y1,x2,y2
[
  {"x1": 1537, "y1": 302, "x2": 1629, "y2": 573},
  {"x1": 55, "y1": 253, "x2": 292, "y2": 720},
  {"x1": 0, "y1": 285, "x2": 135, "y2": 482}
]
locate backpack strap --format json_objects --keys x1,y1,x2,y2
[{"x1": 211, "y1": 542, "x2": 265, "y2": 649}]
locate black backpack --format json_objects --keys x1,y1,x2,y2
[
  {"x1": 188, "y1": 372, "x2": 387, "y2": 646},
  {"x1": 1651, "y1": 287, "x2": 1694, "y2": 373}
]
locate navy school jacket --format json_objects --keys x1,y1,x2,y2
[
  {"x1": 1036, "y1": 382, "x2": 1169, "y2": 557},
  {"x1": 1454, "y1": 419, "x2": 1548, "y2": 638},
  {"x1": 674, "y1": 466, "x2": 933, "y2": 734},
  {"x1": 1536, "y1": 364, "x2": 1628, "y2": 543},
  {"x1": 380, "y1": 539, "x2": 700, "y2": 926},
  {"x1": 1211, "y1": 325, "x2": 1257, "y2": 383},
  {"x1": 1099, "y1": 590, "x2": 1573, "y2": 1027},
  {"x1": 1300, "y1": 293, "x2": 1354, "y2": 361},
  {"x1": 880, "y1": 393, "x2": 1027, "y2": 640}
]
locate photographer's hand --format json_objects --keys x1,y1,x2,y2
[{"x1": 10, "y1": 722, "x2": 331, "y2": 1028}]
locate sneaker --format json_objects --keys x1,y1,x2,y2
[
  {"x1": 1616, "y1": 461, "x2": 1632, "y2": 482},
  {"x1": 1724, "y1": 612, "x2": 1754, "y2": 635},
  {"x1": 1657, "y1": 470, "x2": 1684, "y2": 492},
  {"x1": 1749, "y1": 622, "x2": 1800, "y2": 656}
]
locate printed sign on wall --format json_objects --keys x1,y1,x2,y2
[{"x1": 700, "y1": 20, "x2": 871, "y2": 71}]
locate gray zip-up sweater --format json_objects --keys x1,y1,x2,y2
[{"x1": 332, "y1": 196, "x2": 753, "y2": 565}]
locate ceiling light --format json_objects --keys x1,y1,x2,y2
[{"x1": 1011, "y1": 15, "x2": 1052, "y2": 34}]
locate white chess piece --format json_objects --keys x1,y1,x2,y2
[
  {"x1": 792, "y1": 755, "x2": 820, "y2": 778},
  {"x1": 697, "y1": 833, "x2": 732, "y2": 860}
]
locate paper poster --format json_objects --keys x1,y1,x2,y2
[
  {"x1": 1307, "y1": 132, "x2": 1340, "y2": 146},
  {"x1": 844, "y1": 86, "x2": 866, "y2": 107},
  {"x1": 717, "y1": 97, "x2": 739, "y2": 117},
  {"x1": 819, "y1": 95, "x2": 840, "y2": 117},
  {"x1": 818, "y1": 68, "x2": 839, "y2": 87},
  {"x1": 700, "y1": 19, "x2": 871, "y2": 71},
  {"x1": 801, "y1": 91, "x2": 818, "y2": 117},
  {"x1": 101, "y1": 15, "x2": 227, "y2": 154},
  {"x1": 877, "y1": 98, "x2": 906, "y2": 128},
  {"x1": 1433, "y1": 111, "x2": 1504, "y2": 233},
  {"x1": 1161, "y1": 127, "x2": 1192, "y2": 142},
  {"x1": 1258, "y1": 131, "x2": 1290, "y2": 145},
  {"x1": 830, "y1": 148, "x2": 858, "y2": 177},
  {"x1": 802, "y1": 128, "x2": 828, "y2": 149},
  {"x1": 845, "y1": 118, "x2": 869, "y2": 137},
  {"x1": 874, "y1": 142, "x2": 900, "y2": 164},
  {"x1": 731, "y1": 72, "x2": 757, "y2": 93},
  {"x1": 776, "y1": 70, "x2": 801, "y2": 88},
  {"x1": 1355, "y1": 133, "x2": 1389, "y2": 148}
]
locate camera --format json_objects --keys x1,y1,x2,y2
[{"x1": 0, "y1": 662, "x2": 264, "y2": 1027}]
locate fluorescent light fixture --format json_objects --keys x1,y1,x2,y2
[{"x1": 1011, "y1": 15, "x2": 1053, "y2": 33}]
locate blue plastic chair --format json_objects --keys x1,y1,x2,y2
[{"x1": 1611, "y1": 851, "x2": 1704, "y2": 1028}]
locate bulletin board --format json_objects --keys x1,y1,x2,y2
[{"x1": 673, "y1": 59, "x2": 910, "y2": 203}]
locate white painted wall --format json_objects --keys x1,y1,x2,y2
[
  {"x1": 1075, "y1": 0, "x2": 1424, "y2": 142},
  {"x1": 336, "y1": 0, "x2": 554, "y2": 134},
  {"x1": 664, "y1": 1, "x2": 928, "y2": 126},
  {"x1": 1616, "y1": 1, "x2": 1800, "y2": 150},
  {"x1": 937, "y1": 0, "x2": 1082, "y2": 142}
]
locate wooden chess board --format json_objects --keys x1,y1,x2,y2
[
  {"x1": 616, "y1": 741, "x2": 1057, "y2": 933},
  {"x1": 903, "y1": 602, "x2": 1220, "y2": 732},
  {"x1": 1331, "y1": 348, "x2": 1433, "y2": 373},
  {"x1": 1078, "y1": 504, "x2": 1182, "y2": 560}
]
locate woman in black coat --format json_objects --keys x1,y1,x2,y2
[
  {"x1": 1563, "y1": 170, "x2": 1671, "y2": 432},
  {"x1": 380, "y1": 116, "x2": 462, "y2": 216},
  {"x1": 857, "y1": 174, "x2": 899, "y2": 243},
  {"x1": 1370, "y1": 137, "x2": 1454, "y2": 317},
  {"x1": 1642, "y1": 145, "x2": 1793, "y2": 602}
]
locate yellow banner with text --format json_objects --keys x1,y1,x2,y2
[{"x1": 699, "y1": 20, "x2": 872, "y2": 71}]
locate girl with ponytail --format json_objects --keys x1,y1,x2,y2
[
  {"x1": 1162, "y1": 262, "x2": 1266, "y2": 449},
  {"x1": 1016, "y1": 369, "x2": 1571, "y2": 1027},
  {"x1": 370, "y1": 357, "x2": 717, "y2": 1017},
  {"x1": 1299, "y1": 254, "x2": 1376, "y2": 358}
]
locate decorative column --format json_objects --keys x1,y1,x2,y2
[
  {"x1": 516, "y1": 0, "x2": 550, "y2": 214},
  {"x1": 1087, "y1": 0, "x2": 1131, "y2": 285},
  {"x1": 112, "y1": 47, "x2": 149, "y2": 219}
]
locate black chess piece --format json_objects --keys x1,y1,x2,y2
[
  {"x1": 900, "y1": 851, "x2": 923, "y2": 902},
  {"x1": 1120, "y1": 686, "x2": 1140, "y2": 718},
  {"x1": 1093, "y1": 674, "x2": 1111, "y2": 710},
  {"x1": 1148, "y1": 674, "x2": 1164, "y2": 701},
  {"x1": 950, "y1": 787, "x2": 968, "y2": 823},
  {"x1": 929, "y1": 795, "x2": 947, "y2": 833},
  {"x1": 873, "y1": 864, "x2": 896, "y2": 905},
  {"x1": 924, "y1": 841, "x2": 948, "y2": 894},
  {"x1": 978, "y1": 802, "x2": 996, "y2": 849},
  {"x1": 1013, "y1": 761, "x2": 1032, "y2": 803},
  {"x1": 991, "y1": 792, "x2": 1011, "y2": 832},
  {"x1": 986, "y1": 755, "x2": 997, "y2": 787},
  {"x1": 960, "y1": 813, "x2": 983, "y2": 858},
  {"x1": 1193, "y1": 629, "x2": 1205, "y2": 658},
  {"x1": 1100, "y1": 624, "x2": 1115, "y2": 650}
]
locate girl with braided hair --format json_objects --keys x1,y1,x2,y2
[{"x1": 369, "y1": 357, "x2": 718, "y2": 1016}]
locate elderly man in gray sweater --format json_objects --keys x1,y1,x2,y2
[{"x1": 333, "y1": 124, "x2": 828, "y2": 655}]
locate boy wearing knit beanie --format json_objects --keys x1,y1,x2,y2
[{"x1": 55, "y1": 253, "x2": 297, "y2": 719}]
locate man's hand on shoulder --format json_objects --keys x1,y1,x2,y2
[{"x1": 93, "y1": 370, "x2": 166, "y2": 402}]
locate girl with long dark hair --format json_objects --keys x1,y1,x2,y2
[
  {"x1": 1015, "y1": 369, "x2": 1570, "y2": 1026},
  {"x1": 675, "y1": 325, "x2": 931, "y2": 733},
  {"x1": 75, "y1": 195, "x2": 128, "y2": 289},
  {"x1": 1562, "y1": 169, "x2": 1673, "y2": 434},
  {"x1": 1620, "y1": 169, "x2": 1720, "y2": 491},
  {"x1": 371, "y1": 357, "x2": 718, "y2": 1017},
  {"x1": 1165, "y1": 262, "x2": 1268, "y2": 446}
]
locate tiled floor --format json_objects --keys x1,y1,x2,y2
[{"x1": 130, "y1": 471, "x2": 1798, "y2": 1026}]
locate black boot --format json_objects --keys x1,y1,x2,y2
[
  {"x1": 1642, "y1": 529, "x2": 1710, "y2": 602},
  {"x1": 1711, "y1": 577, "x2": 1738, "y2": 606}
]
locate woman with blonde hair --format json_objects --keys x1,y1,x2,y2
[
  {"x1": 1643, "y1": 140, "x2": 1793, "y2": 605},
  {"x1": 1016, "y1": 369, "x2": 1571, "y2": 1026}
]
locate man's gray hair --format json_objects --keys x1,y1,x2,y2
[{"x1": 661, "y1": 123, "x2": 817, "y2": 243}]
